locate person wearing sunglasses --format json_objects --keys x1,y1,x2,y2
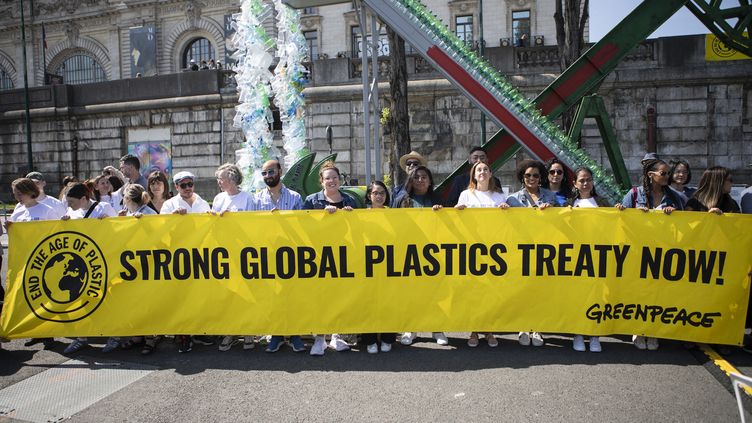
[
  {"x1": 618, "y1": 158, "x2": 683, "y2": 351},
  {"x1": 391, "y1": 151, "x2": 427, "y2": 207},
  {"x1": 255, "y1": 159, "x2": 307, "y2": 354},
  {"x1": 160, "y1": 171, "x2": 210, "y2": 215},
  {"x1": 507, "y1": 159, "x2": 556, "y2": 347},
  {"x1": 158, "y1": 171, "x2": 212, "y2": 353},
  {"x1": 542, "y1": 158, "x2": 572, "y2": 207}
]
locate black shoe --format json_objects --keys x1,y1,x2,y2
[
  {"x1": 177, "y1": 336, "x2": 193, "y2": 353},
  {"x1": 192, "y1": 335, "x2": 215, "y2": 346},
  {"x1": 24, "y1": 338, "x2": 45, "y2": 347}
]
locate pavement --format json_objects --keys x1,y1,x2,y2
[{"x1": 2, "y1": 234, "x2": 752, "y2": 422}]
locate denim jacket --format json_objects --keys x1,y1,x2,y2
[
  {"x1": 621, "y1": 186, "x2": 683, "y2": 210},
  {"x1": 508, "y1": 187, "x2": 558, "y2": 208},
  {"x1": 303, "y1": 190, "x2": 358, "y2": 210}
]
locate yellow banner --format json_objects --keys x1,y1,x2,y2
[
  {"x1": 705, "y1": 33, "x2": 750, "y2": 61},
  {"x1": 1, "y1": 209, "x2": 751, "y2": 345}
]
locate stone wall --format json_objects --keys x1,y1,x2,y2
[{"x1": 0, "y1": 34, "x2": 750, "y2": 205}]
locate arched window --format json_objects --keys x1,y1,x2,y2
[
  {"x1": 54, "y1": 54, "x2": 106, "y2": 85},
  {"x1": 183, "y1": 37, "x2": 215, "y2": 68},
  {"x1": 0, "y1": 66, "x2": 13, "y2": 90}
]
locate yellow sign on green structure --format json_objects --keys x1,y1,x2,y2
[{"x1": 705, "y1": 33, "x2": 750, "y2": 61}]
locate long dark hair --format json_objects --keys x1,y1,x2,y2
[
  {"x1": 404, "y1": 165, "x2": 434, "y2": 197},
  {"x1": 542, "y1": 158, "x2": 571, "y2": 195},
  {"x1": 572, "y1": 167, "x2": 598, "y2": 199},
  {"x1": 641, "y1": 159, "x2": 668, "y2": 195},
  {"x1": 692, "y1": 166, "x2": 730, "y2": 209}
]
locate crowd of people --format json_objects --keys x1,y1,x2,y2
[
  {"x1": 187, "y1": 58, "x2": 223, "y2": 71},
  {"x1": 1, "y1": 148, "x2": 751, "y2": 357}
]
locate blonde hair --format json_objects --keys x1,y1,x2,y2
[
  {"x1": 215, "y1": 163, "x2": 242, "y2": 186},
  {"x1": 124, "y1": 184, "x2": 150, "y2": 206}
]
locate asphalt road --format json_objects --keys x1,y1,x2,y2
[{"x1": 2, "y1": 235, "x2": 752, "y2": 422}]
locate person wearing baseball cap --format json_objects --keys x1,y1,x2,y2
[
  {"x1": 391, "y1": 151, "x2": 427, "y2": 207},
  {"x1": 21, "y1": 171, "x2": 67, "y2": 218},
  {"x1": 159, "y1": 171, "x2": 210, "y2": 215}
]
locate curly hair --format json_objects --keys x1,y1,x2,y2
[{"x1": 515, "y1": 159, "x2": 546, "y2": 186}]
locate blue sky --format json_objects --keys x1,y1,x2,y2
[{"x1": 589, "y1": 1, "x2": 713, "y2": 41}]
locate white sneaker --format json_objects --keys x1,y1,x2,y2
[
  {"x1": 518, "y1": 332, "x2": 531, "y2": 346},
  {"x1": 531, "y1": 332, "x2": 544, "y2": 347},
  {"x1": 400, "y1": 332, "x2": 416, "y2": 345},
  {"x1": 310, "y1": 335, "x2": 326, "y2": 356},
  {"x1": 367, "y1": 343, "x2": 378, "y2": 354},
  {"x1": 646, "y1": 337, "x2": 659, "y2": 351},
  {"x1": 573, "y1": 335, "x2": 586, "y2": 352},
  {"x1": 380, "y1": 342, "x2": 392, "y2": 352},
  {"x1": 433, "y1": 332, "x2": 449, "y2": 345},
  {"x1": 633, "y1": 335, "x2": 647, "y2": 350},
  {"x1": 329, "y1": 334, "x2": 350, "y2": 351},
  {"x1": 243, "y1": 336, "x2": 255, "y2": 350},
  {"x1": 589, "y1": 337, "x2": 602, "y2": 353}
]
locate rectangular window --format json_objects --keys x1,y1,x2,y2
[
  {"x1": 302, "y1": 7, "x2": 316, "y2": 15},
  {"x1": 303, "y1": 30, "x2": 318, "y2": 60},
  {"x1": 455, "y1": 15, "x2": 473, "y2": 46},
  {"x1": 513, "y1": 10, "x2": 531, "y2": 47},
  {"x1": 351, "y1": 26, "x2": 390, "y2": 58}
]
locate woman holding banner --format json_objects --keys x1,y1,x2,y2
[
  {"x1": 5, "y1": 178, "x2": 59, "y2": 349},
  {"x1": 543, "y1": 158, "x2": 572, "y2": 207},
  {"x1": 361, "y1": 180, "x2": 397, "y2": 354},
  {"x1": 61, "y1": 183, "x2": 117, "y2": 355},
  {"x1": 395, "y1": 165, "x2": 450, "y2": 347},
  {"x1": 454, "y1": 161, "x2": 509, "y2": 348},
  {"x1": 684, "y1": 166, "x2": 739, "y2": 214},
  {"x1": 212, "y1": 163, "x2": 257, "y2": 353},
  {"x1": 303, "y1": 161, "x2": 358, "y2": 356},
  {"x1": 618, "y1": 158, "x2": 682, "y2": 351},
  {"x1": 508, "y1": 160, "x2": 555, "y2": 347},
  {"x1": 567, "y1": 167, "x2": 612, "y2": 353}
]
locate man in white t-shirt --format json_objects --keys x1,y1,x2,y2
[
  {"x1": 22, "y1": 172, "x2": 67, "y2": 218},
  {"x1": 160, "y1": 171, "x2": 211, "y2": 214}
]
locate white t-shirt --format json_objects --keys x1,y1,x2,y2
[
  {"x1": 161, "y1": 194, "x2": 211, "y2": 214},
  {"x1": 212, "y1": 191, "x2": 255, "y2": 213},
  {"x1": 10, "y1": 202, "x2": 58, "y2": 222},
  {"x1": 457, "y1": 189, "x2": 507, "y2": 208},
  {"x1": 40, "y1": 194, "x2": 67, "y2": 218},
  {"x1": 99, "y1": 193, "x2": 121, "y2": 211},
  {"x1": 573, "y1": 197, "x2": 598, "y2": 208},
  {"x1": 66, "y1": 201, "x2": 118, "y2": 219}
]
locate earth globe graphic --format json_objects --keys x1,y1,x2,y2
[{"x1": 41, "y1": 252, "x2": 88, "y2": 303}]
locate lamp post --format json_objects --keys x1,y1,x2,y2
[{"x1": 20, "y1": 0, "x2": 34, "y2": 171}]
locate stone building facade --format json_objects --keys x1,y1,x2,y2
[{"x1": 0, "y1": 0, "x2": 750, "y2": 203}]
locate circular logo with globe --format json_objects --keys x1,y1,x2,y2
[{"x1": 24, "y1": 232, "x2": 107, "y2": 322}]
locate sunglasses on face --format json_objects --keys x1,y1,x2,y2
[
  {"x1": 524, "y1": 173, "x2": 540, "y2": 179},
  {"x1": 261, "y1": 169, "x2": 277, "y2": 177},
  {"x1": 406, "y1": 161, "x2": 421, "y2": 167},
  {"x1": 651, "y1": 171, "x2": 668, "y2": 176},
  {"x1": 549, "y1": 169, "x2": 563, "y2": 175},
  {"x1": 179, "y1": 181, "x2": 194, "y2": 189}
]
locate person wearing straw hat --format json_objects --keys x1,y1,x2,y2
[{"x1": 391, "y1": 151, "x2": 427, "y2": 208}]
